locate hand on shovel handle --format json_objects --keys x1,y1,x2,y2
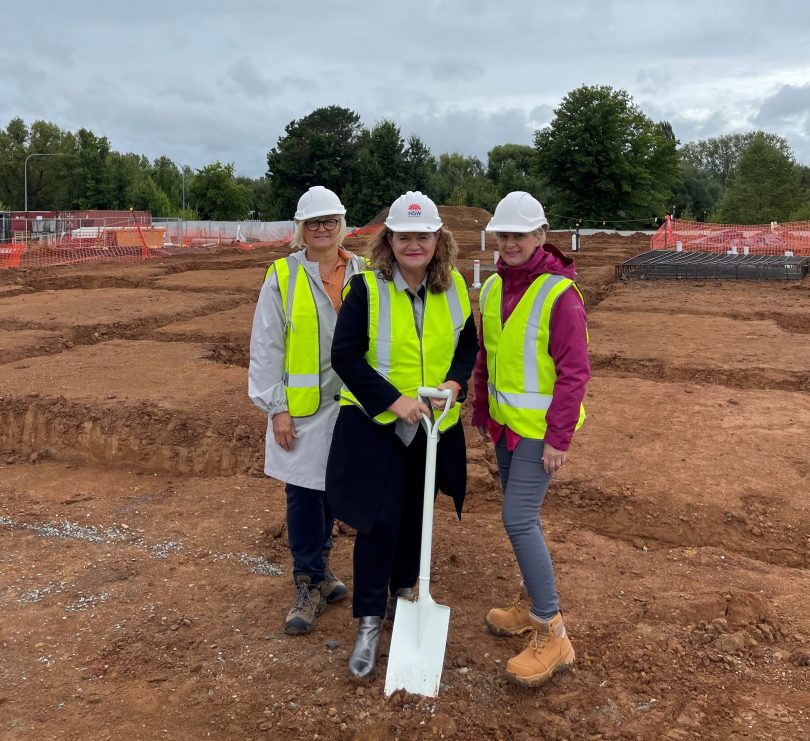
[
  {"x1": 389, "y1": 395, "x2": 431, "y2": 424},
  {"x1": 430, "y1": 381, "x2": 460, "y2": 409}
]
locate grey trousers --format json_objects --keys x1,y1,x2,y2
[{"x1": 495, "y1": 437, "x2": 561, "y2": 620}]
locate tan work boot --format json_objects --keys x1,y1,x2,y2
[
  {"x1": 485, "y1": 582, "x2": 533, "y2": 636},
  {"x1": 284, "y1": 575, "x2": 325, "y2": 635},
  {"x1": 319, "y1": 550, "x2": 348, "y2": 604},
  {"x1": 505, "y1": 612, "x2": 575, "y2": 687}
]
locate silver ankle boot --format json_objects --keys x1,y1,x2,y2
[{"x1": 348, "y1": 616, "x2": 382, "y2": 679}]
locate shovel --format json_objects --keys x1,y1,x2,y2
[{"x1": 384, "y1": 386, "x2": 453, "y2": 698}]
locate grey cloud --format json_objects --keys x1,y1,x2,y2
[
  {"x1": 227, "y1": 58, "x2": 274, "y2": 96},
  {"x1": 426, "y1": 59, "x2": 485, "y2": 83},
  {"x1": 754, "y1": 84, "x2": 810, "y2": 125},
  {"x1": 4, "y1": 1, "x2": 810, "y2": 175},
  {"x1": 528, "y1": 105, "x2": 554, "y2": 128}
]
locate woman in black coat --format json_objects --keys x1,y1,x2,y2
[{"x1": 326, "y1": 191, "x2": 478, "y2": 680}]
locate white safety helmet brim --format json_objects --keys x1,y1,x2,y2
[
  {"x1": 385, "y1": 221, "x2": 443, "y2": 233},
  {"x1": 295, "y1": 207, "x2": 346, "y2": 221},
  {"x1": 484, "y1": 220, "x2": 548, "y2": 233}
]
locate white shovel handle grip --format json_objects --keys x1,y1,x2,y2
[{"x1": 417, "y1": 387, "x2": 453, "y2": 433}]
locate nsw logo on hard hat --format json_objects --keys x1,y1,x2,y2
[{"x1": 407, "y1": 203, "x2": 422, "y2": 217}]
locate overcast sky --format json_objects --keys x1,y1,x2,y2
[{"x1": 4, "y1": 1, "x2": 810, "y2": 178}]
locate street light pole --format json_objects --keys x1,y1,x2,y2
[{"x1": 24, "y1": 152, "x2": 75, "y2": 212}]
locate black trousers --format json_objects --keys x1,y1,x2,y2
[{"x1": 352, "y1": 427, "x2": 428, "y2": 617}]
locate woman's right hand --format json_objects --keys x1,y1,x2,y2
[
  {"x1": 389, "y1": 395, "x2": 431, "y2": 425},
  {"x1": 272, "y1": 411, "x2": 298, "y2": 451}
]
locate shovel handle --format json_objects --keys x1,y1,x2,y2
[
  {"x1": 417, "y1": 387, "x2": 453, "y2": 436},
  {"x1": 415, "y1": 386, "x2": 453, "y2": 601}
]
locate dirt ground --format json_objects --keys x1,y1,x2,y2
[{"x1": 1, "y1": 230, "x2": 809, "y2": 740}]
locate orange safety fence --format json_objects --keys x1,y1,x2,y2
[
  {"x1": 0, "y1": 213, "x2": 298, "y2": 270},
  {"x1": 0, "y1": 212, "x2": 388, "y2": 270},
  {"x1": 0, "y1": 233, "x2": 271, "y2": 271},
  {"x1": 651, "y1": 218, "x2": 810, "y2": 256}
]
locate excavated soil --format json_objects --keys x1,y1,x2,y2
[{"x1": 1, "y1": 231, "x2": 809, "y2": 740}]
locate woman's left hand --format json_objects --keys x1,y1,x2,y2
[
  {"x1": 430, "y1": 381, "x2": 460, "y2": 409},
  {"x1": 542, "y1": 443, "x2": 566, "y2": 474}
]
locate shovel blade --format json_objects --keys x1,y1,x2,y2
[{"x1": 384, "y1": 597, "x2": 450, "y2": 698}]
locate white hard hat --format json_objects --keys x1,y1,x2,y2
[
  {"x1": 294, "y1": 186, "x2": 346, "y2": 221},
  {"x1": 384, "y1": 191, "x2": 443, "y2": 233},
  {"x1": 485, "y1": 191, "x2": 548, "y2": 232}
]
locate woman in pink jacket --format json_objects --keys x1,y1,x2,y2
[{"x1": 472, "y1": 191, "x2": 590, "y2": 687}]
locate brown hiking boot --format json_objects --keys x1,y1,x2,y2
[
  {"x1": 284, "y1": 575, "x2": 325, "y2": 635},
  {"x1": 505, "y1": 612, "x2": 575, "y2": 687},
  {"x1": 319, "y1": 550, "x2": 348, "y2": 604},
  {"x1": 485, "y1": 582, "x2": 533, "y2": 636}
]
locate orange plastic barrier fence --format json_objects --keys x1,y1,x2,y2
[
  {"x1": 0, "y1": 237, "x2": 273, "y2": 270},
  {"x1": 0, "y1": 244, "x2": 25, "y2": 269},
  {"x1": 651, "y1": 219, "x2": 810, "y2": 256}
]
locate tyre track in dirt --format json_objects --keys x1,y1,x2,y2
[
  {"x1": 595, "y1": 304, "x2": 810, "y2": 334},
  {"x1": 546, "y1": 480, "x2": 810, "y2": 571},
  {"x1": 463, "y1": 474, "x2": 810, "y2": 571},
  {"x1": 0, "y1": 295, "x2": 251, "y2": 365},
  {"x1": 590, "y1": 353, "x2": 810, "y2": 392}
]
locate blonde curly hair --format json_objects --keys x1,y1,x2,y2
[{"x1": 366, "y1": 227, "x2": 459, "y2": 293}]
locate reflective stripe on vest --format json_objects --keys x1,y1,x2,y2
[
  {"x1": 340, "y1": 269, "x2": 470, "y2": 432},
  {"x1": 480, "y1": 272, "x2": 586, "y2": 438},
  {"x1": 267, "y1": 257, "x2": 321, "y2": 417}
]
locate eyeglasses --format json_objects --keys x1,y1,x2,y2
[{"x1": 304, "y1": 218, "x2": 340, "y2": 232}]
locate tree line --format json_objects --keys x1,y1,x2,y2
[{"x1": 2, "y1": 85, "x2": 809, "y2": 227}]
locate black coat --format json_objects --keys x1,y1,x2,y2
[{"x1": 326, "y1": 274, "x2": 478, "y2": 535}]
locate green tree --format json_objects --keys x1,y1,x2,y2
[
  {"x1": 349, "y1": 120, "x2": 407, "y2": 225},
  {"x1": 672, "y1": 160, "x2": 723, "y2": 220},
  {"x1": 151, "y1": 156, "x2": 183, "y2": 209},
  {"x1": 486, "y1": 143, "x2": 548, "y2": 201},
  {"x1": 23, "y1": 120, "x2": 76, "y2": 209},
  {"x1": 430, "y1": 153, "x2": 496, "y2": 209},
  {"x1": 0, "y1": 118, "x2": 78, "y2": 210},
  {"x1": 0, "y1": 118, "x2": 29, "y2": 208},
  {"x1": 534, "y1": 85, "x2": 680, "y2": 225},
  {"x1": 403, "y1": 134, "x2": 437, "y2": 195},
  {"x1": 716, "y1": 134, "x2": 802, "y2": 223},
  {"x1": 680, "y1": 132, "x2": 791, "y2": 192},
  {"x1": 106, "y1": 152, "x2": 139, "y2": 209},
  {"x1": 68, "y1": 128, "x2": 112, "y2": 209},
  {"x1": 237, "y1": 176, "x2": 270, "y2": 220},
  {"x1": 189, "y1": 162, "x2": 252, "y2": 220},
  {"x1": 264, "y1": 106, "x2": 363, "y2": 219}
]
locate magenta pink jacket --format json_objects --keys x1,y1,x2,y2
[{"x1": 471, "y1": 243, "x2": 590, "y2": 451}]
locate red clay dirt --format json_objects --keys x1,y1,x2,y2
[{"x1": 1, "y1": 227, "x2": 809, "y2": 740}]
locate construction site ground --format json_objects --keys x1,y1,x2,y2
[{"x1": 1, "y1": 227, "x2": 809, "y2": 740}]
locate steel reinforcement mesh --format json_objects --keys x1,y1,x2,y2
[{"x1": 617, "y1": 250, "x2": 810, "y2": 281}]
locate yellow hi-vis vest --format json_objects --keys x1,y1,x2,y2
[
  {"x1": 480, "y1": 272, "x2": 586, "y2": 439},
  {"x1": 340, "y1": 269, "x2": 471, "y2": 432},
  {"x1": 264, "y1": 257, "x2": 321, "y2": 417}
]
